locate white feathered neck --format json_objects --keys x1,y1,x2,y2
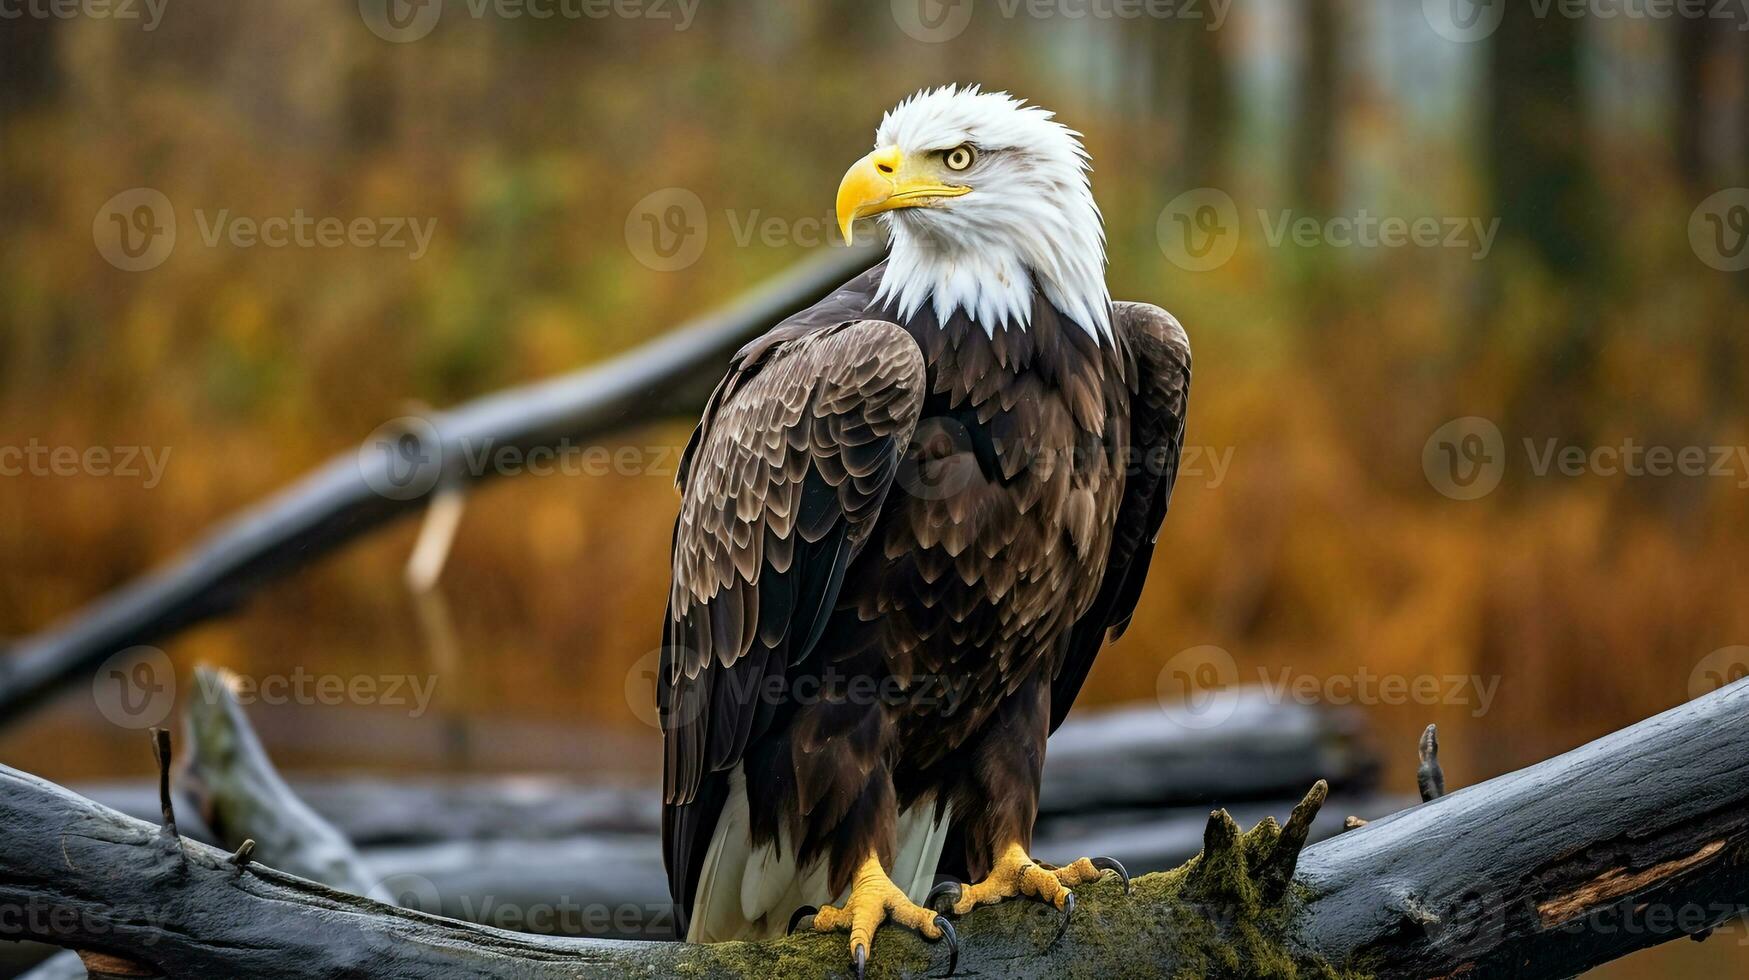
[{"x1": 871, "y1": 86, "x2": 1112, "y2": 343}]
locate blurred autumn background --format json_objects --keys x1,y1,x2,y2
[{"x1": 2, "y1": 0, "x2": 1748, "y2": 976}]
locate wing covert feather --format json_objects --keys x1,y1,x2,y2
[
  {"x1": 1051, "y1": 302, "x2": 1192, "y2": 732},
  {"x1": 660, "y1": 319, "x2": 925, "y2": 805}
]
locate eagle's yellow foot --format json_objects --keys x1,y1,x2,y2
[
  {"x1": 927, "y1": 843, "x2": 1130, "y2": 947},
  {"x1": 787, "y1": 853, "x2": 959, "y2": 979}
]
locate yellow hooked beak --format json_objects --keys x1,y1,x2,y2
[{"x1": 836, "y1": 146, "x2": 971, "y2": 245}]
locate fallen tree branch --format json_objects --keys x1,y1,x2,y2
[
  {"x1": 1298, "y1": 681, "x2": 1749, "y2": 977},
  {"x1": 7, "y1": 681, "x2": 1749, "y2": 977},
  {"x1": 0, "y1": 244, "x2": 879, "y2": 725}
]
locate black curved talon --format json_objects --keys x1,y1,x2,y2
[
  {"x1": 785, "y1": 905, "x2": 817, "y2": 936},
  {"x1": 853, "y1": 942, "x2": 869, "y2": 980},
  {"x1": 934, "y1": 914, "x2": 960, "y2": 977},
  {"x1": 1091, "y1": 855, "x2": 1132, "y2": 894},
  {"x1": 1049, "y1": 890, "x2": 1076, "y2": 948},
  {"x1": 927, "y1": 879, "x2": 963, "y2": 915}
]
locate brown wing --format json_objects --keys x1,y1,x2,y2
[
  {"x1": 1051, "y1": 302, "x2": 1192, "y2": 731},
  {"x1": 660, "y1": 316, "x2": 925, "y2": 917}
]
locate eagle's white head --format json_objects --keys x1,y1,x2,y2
[{"x1": 836, "y1": 85, "x2": 1111, "y2": 342}]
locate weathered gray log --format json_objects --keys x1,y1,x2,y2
[
  {"x1": 1297, "y1": 678, "x2": 1749, "y2": 977},
  {"x1": 0, "y1": 244, "x2": 879, "y2": 726},
  {"x1": 1038, "y1": 690, "x2": 1376, "y2": 815},
  {"x1": 78, "y1": 690, "x2": 1379, "y2": 847},
  {"x1": 15, "y1": 666, "x2": 398, "y2": 979},
  {"x1": 67, "y1": 692, "x2": 1388, "y2": 945},
  {"x1": 177, "y1": 665, "x2": 391, "y2": 901},
  {"x1": 0, "y1": 760, "x2": 1340, "y2": 979},
  {"x1": 9, "y1": 681, "x2": 1749, "y2": 977}
]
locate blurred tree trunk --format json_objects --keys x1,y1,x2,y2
[
  {"x1": 1293, "y1": 0, "x2": 1339, "y2": 218},
  {"x1": 1175, "y1": 22, "x2": 1232, "y2": 192},
  {"x1": 0, "y1": 15, "x2": 57, "y2": 117},
  {"x1": 1487, "y1": 6, "x2": 1597, "y2": 282},
  {"x1": 1290, "y1": 0, "x2": 1342, "y2": 327},
  {"x1": 1487, "y1": 6, "x2": 1602, "y2": 418},
  {"x1": 1673, "y1": 15, "x2": 1709, "y2": 188}
]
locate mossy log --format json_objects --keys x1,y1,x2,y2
[{"x1": 7, "y1": 679, "x2": 1749, "y2": 977}]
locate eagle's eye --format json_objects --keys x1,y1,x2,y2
[{"x1": 943, "y1": 145, "x2": 975, "y2": 172}]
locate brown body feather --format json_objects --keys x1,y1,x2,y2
[{"x1": 660, "y1": 261, "x2": 1191, "y2": 934}]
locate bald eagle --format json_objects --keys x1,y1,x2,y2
[{"x1": 660, "y1": 86, "x2": 1191, "y2": 976}]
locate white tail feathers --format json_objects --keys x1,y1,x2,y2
[{"x1": 686, "y1": 766, "x2": 952, "y2": 943}]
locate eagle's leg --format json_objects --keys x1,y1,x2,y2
[
  {"x1": 927, "y1": 680, "x2": 1130, "y2": 941},
  {"x1": 933, "y1": 841, "x2": 1130, "y2": 942},
  {"x1": 794, "y1": 852, "x2": 958, "y2": 979}
]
